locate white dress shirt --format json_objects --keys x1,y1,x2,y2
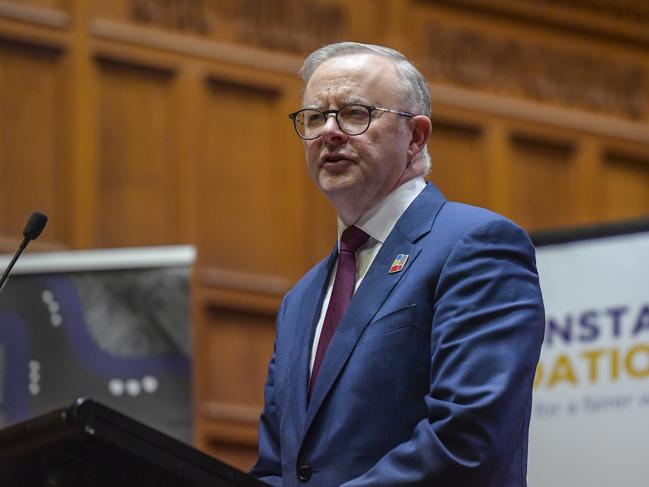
[{"x1": 309, "y1": 177, "x2": 427, "y2": 374}]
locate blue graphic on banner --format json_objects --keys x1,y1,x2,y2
[{"x1": 0, "y1": 268, "x2": 191, "y2": 443}]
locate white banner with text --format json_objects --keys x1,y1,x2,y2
[{"x1": 529, "y1": 226, "x2": 649, "y2": 487}]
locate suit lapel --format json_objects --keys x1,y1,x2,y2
[
  {"x1": 287, "y1": 248, "x2": 337, "y2": 428},
  {"x1": 302, "y1": 183, "x2": 447, "y2": 438}
]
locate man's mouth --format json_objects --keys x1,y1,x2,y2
[{"x1": 322, "y1": 154, "x2": 351, "y2": 165}]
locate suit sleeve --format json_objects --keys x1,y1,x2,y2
[
  {"x1": 341, "y1": 218, "x2": 545, "y2": 486},
  {"x1": 250, "y1": 298, "x2": 287, "y2": 487}
]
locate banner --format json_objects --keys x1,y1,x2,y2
[
  {"x1": 0, "y1": 245, "x2": 195, "y2": 443},
  {"x1": 529, "y1": 221, "x2": 649, "y2": 486}
]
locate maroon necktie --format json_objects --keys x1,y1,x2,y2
[{"x1": 309, "y1": 225, "x2": 369, "y2": 397}]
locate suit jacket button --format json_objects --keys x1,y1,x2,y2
[{"x1": 298, "y1": 464, "x2": 311, "y2": 482}]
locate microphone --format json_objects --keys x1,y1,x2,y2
[{"x1": 0, "y1": 211, "x2": 48, "y2": 293}]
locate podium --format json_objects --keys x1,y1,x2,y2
[{"x1": 0, "y1": 398, "x2": 266, "y2": 486}]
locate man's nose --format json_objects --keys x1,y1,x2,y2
[{"x1": 320, "y1": 114, "x2": 347, "y2": 143}]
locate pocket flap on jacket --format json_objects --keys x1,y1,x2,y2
[{"x1": 360, "y1": 304, "x2": 417, "y2": 343}]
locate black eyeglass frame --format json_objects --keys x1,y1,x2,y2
[{"x1": 288, "y1": 104, "x2": 416, "y2": 140}]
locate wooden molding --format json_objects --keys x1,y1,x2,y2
[
  {"x1": 89, "y1": 18, "x2": 302, "y2": 75},
  {"x1": 200, "y1": 288, "x2": 281, "y2": 316},
  {"x1": 199, "y1": 267, "x2": 291, "y2": 297},
  {"x1": 198, "y1": 400, "x2": 261, "y2": 425},
  {"x1": 509, "y1": 132, "x2": 576, "y2": 154},
  {"x1": 431, "y1": 0, "x2": 649, "y2": 47},
  {"x1": 430, "y1": 116, "x2": 483, "y2": 137},
  {"x1": 204, "y1": 73, "x2": 282, "y2": 97},
  {"x1": 604, "y1": 149, "x2": 649, "y2": 166},
  {"x1": 0, "y1": 1, "x2": 69, "y2": 29},
  {"x1": 0, "y1": 16, "x2": 69, "y2": 49},
  {"x1": 93, "y1": 47, "x2": 178, "y2": 76},
  {"x1": 429, "y1": 83, "x2": 649, "y2": 145},
  {"x1": 420, "y1": 21, "x2": 647, "y2": 121},
  {"x1": 196, "y1": 402, "x2": 260, "y2": 449}
]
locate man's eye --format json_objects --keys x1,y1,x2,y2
[
  {"x1": 304, "y1": 112, "x2": 325, "y2": 127},
  {"x1": 342, "y1": 107, "x2": 367, "y2": 120}
]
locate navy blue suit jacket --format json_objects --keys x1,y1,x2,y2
[{"x1": 252, "y1": 183, "x2": 545, "y2": 486}]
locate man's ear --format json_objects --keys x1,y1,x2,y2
[{"x1": 407, "y1": 115, "x2": 432, "y2": 159}]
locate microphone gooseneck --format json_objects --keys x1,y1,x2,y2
[{"x1": 0, "y1": 211, "x2": 48, "y2": 293}]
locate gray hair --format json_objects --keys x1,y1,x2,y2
[{"x1": 299, "y1": 42, "x2": 432, "y2": 174}]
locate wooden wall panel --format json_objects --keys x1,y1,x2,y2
[
  {"x1": 197, "y1": 78, "x2": 285, "y2": 277},
  {"x1": 193, "y1": 77, "x2": 289, "y2": 466},
  {"x1": 95, "y1": 57, "x2": 181, "y2": 247},
  {"x1": 193, "y1": 293, "x2": 277, "y2": 468},
  {"x1": 508, "y1": 133, "x2": 577, "y2": 231},
  {"x1": 0, "y1": 40, "x2": 66, "y2": 248},
  {"x1": 602, "y1": 151, "x2": 649, "y2": 222},
  {"x1": 427, "y1": 118, "x2": 488, "y2": 208},
  {"x1": 200, "y1": 307, "x2": 274, "y2": 409}
]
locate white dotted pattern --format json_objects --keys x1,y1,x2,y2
[
  {"x1": 41, "y1": 290, "x2": 63, "y2": 327},
  {"x1": 28, "y1": 360, "x2": 41, "y2": 396},
  {"x1": 107, "y1": 375, "x2": 159, "y2": 397},
  {"x1": 108, "y1": 379, "x2": 125, "y2": 396}
]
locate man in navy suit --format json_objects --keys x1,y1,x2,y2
[{"x1": 251, "y1": 42, "x2": 545, "y2": 487}]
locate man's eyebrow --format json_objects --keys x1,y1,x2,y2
[
  {"x1": 342, "y1": 96, "x2": 369, "y2": 105},
  {"x1": 301, "y1": 96, "x2": 371, "y2": 111}
]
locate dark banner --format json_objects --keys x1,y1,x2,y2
[{"x1": 0, "y1": 246, "x2": 194, "y2": 444}]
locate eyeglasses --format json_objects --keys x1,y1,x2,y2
[{"x1": 288, "y1": 104, "x2": 415, "y2": 140}]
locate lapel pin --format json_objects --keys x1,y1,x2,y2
[{"x1": 389, "y1": 254, "x2": 409, "y2": 274}]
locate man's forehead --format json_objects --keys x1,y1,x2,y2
[
  {"x1": 302, "y1": 53, "x2": 397, "y2": 107},
  {"x1": 309, "y1": 53, "x2": 395, "y2": 82}
]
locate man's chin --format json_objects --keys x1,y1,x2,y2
[{"x1": 317, "y1": 174, "x2": 358, "y2": 198}]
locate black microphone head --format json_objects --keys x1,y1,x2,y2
[{"x1": 23, "y1": 211, "x2": 48, "y2": 241}]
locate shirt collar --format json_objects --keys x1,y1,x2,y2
[{"x1": 337, "y1": 177, "x2": 426, "y2": 247}]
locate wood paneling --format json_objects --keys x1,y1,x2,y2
[
  {"x1": 427, "y1": 117, "x2": 487, "y2": 208},
  {"x1": 509, "y1": 133, "x2": 577, "y2": 231},
  {"x1": 0, "y1": 0, "x2": 69, "y2": 29},
  {"x1": 603, "y1": 150, "x2": 649, "y2": 222},
  {"x1": 199, "y1": 305, "x2": 274, "y2": 409},
  {"x1": 193, "y1": 289, "x2": 277, "y2": 468},
  {"x1": 95, "y1": 57, "x2": 181, "y2": 247},
  {"x1": 198, "y1": 78, "x2": 283, "y2": 276},
  {"x1": 0, "y1": 40, "x2": 66, "y2": 247},
  {"x1": 1, "y1": 0, "x2": 649, "y2": 472}
]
